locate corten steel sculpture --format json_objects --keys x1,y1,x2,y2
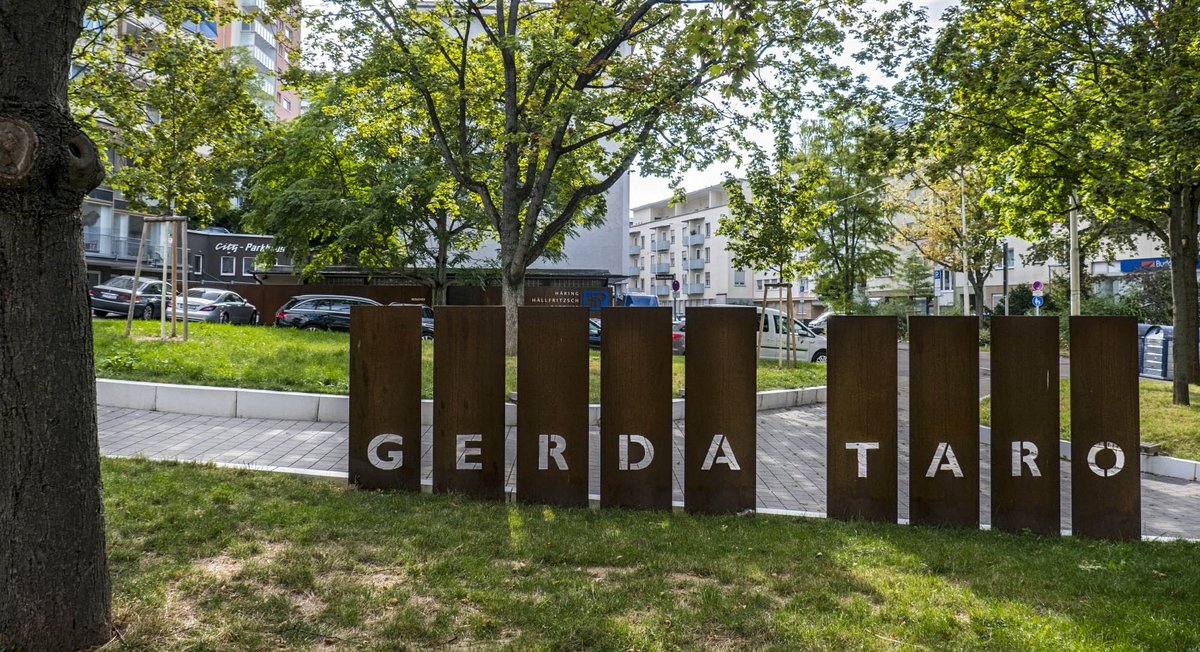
[
  {"x1": 909, "y1": 316, "x2": 980, "y2": 528},
  {"x1": 826, "y1": 316, "x2": 898, "y2": 522},
  {"x1": 349, "y1": 305, "x2": 423, "y2": 491},
  {"x1": 516, "y1": 307, "x2": 590, "y2": 507},
  {"x1": 684, "y1": 306, "x2": 757, "y2": 514},
  {"x1": 433, "y1": 306, "x2": 506, "y2": 500},
  {"x1": 600, "y1": 307, "x2": 673, "y2": 509},
  {"x1": 990, "y1": 317, "x2": 1061, "y2": 535}
]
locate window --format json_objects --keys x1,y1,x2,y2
[
  {"x1": 220, "y1": 256, "x2": 235, "y2": 275},
  {"x1": 756, "y1": 279, "x2": 763, "y2": 290},
  {"x1": 284, "y1": 26, "x2": 294, "y2": 40},
  {"x1": 281, "y1": 97, "x2": 292, "y2": 111},
  {"x1": 704, "y1": 247, "x2": 711, "y2": 263},
  {"x1": 670, "y1": 231, "x2": 676, "y2": 244},
  {"x1": 734, "y1": 269, "x2": 746, "y2": 287},
  {"x1": 193, "y1": 254, "x2": 203, "y2": 274},
  {"x1": 704, "y1": 272, "x2": 711, "y2": 288},
  {"x1": 640, "y1": 235, "x2": 645, "y2": 247},
  {"x1": 705, "y1": 222, "x2": 711, "y2": 236},
  {"x1": 994, "y1": 247, "x2": 1016, "y2": 270},
  {"x1": 242, "y1": 256, "x2": 256, "y2": 276}
]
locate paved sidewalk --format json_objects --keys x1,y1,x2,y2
[{"x1": 99, "y1": 404, "x2": 1200, "y2": 539}]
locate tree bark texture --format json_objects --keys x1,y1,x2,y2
[
  {"x1": 0, "y1": 1, "x2": 113, "y2": 649},
  {"x1": 1167, "y1": 183, "x2": 1199, "y2": 405}
]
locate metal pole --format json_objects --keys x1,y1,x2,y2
[
  {"x1": 1069, "y1": 194, "x2": 1081, "y2": 316},
  {"x1": 124, "y1": 221, "x2": 150, "y2": 337},
  {"x1": 1002, "y1": 241, "x2": 1009, "y2": 315},
  {"x1": 169, "y1": 222, "x2": 178, "y2": 338},
  {"x1": 181, "y1": 222, "x2": 189, "y2": 341},
  {"x1": 160, "y1": 223, "x2": 168, "y2": 339},
  {"x1": 961, "y1": 170, "x2": 970, "y2": 316}
]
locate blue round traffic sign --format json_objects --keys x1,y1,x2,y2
[
  {"x1": 1031, "y1": 295, "x2": 1045, "y2": 307},
  {"x1": 671, "y1": 279, "x2": 680, "y2": 292}
]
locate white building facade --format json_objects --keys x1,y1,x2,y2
[{"x1": 627, "y1": 184, "x2": 756, "y2": 314}]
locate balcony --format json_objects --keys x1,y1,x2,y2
[
  {"x1": 684, "y1": 233, "x2": 706, "y2": 246},
  {"x1": 652, "y1": 263, "x2": 671, "y2": 274},
  {"x1": 687, "y1": 283, "x2": 706, "y2": 295},
  {"x1": 82, "y1": 230, "x2": 166, "y2": 265},
  {"x1": 625, "y1": 266, "x2": 640, "y2": 277},
  {"x1": 653, "y1": 285, "x2": 671, "y2": 296},
  {"x1": 628, "y1": 245, "x2": 642, "y2": 256},
  {"x1": 652, "y1": 240, "x2": 671, "y2": 252},
  {"x1": 684, "y1": 258, "x2": 705, "y2": 271}
]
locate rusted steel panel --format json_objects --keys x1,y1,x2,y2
[
  {"x1": 827, "y1": 316, "x2": 898, "y2": 522},
  {"x1": 432, "y1": 306, "x2": 506, "y2": 500},
  {"x1": 349, "y1": 305, "x2": 422, "y2": 491},
  {"x1": 600, "y1": 307, "x2": 673, "y2": 509},
  {"x1": 909, "y1": 317, "x2": 979, "y2": 528},
  {"x1": 990, "y1": 317, "x2": 1061, "y2": 535},
  {"x1": 684, "y1": 306, "x2": 757, "y2": 514},
  {"x1": 1070, "y1": 316, "x2": 1140, "y2": 541},
  {"x1": 516, "y1": 307, "x2": 590, "y2": 507}
]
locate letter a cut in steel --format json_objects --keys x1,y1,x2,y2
[
  {"x1": 433, "y1": 307, "x2": 506, "y2": 500},
  {"x1": 991, "y1": 317, "x2": 1060, "y2": 535},
  {"x1": 909, "y1": 317, "x2": 979, "y2": 528},
  {"x1": 600, "y1": 307, "x2": 673, "y2": 509},
  {"x1": 516, "y1": 307, "x2": 590, "y2": 507},
  {"x1": 684, "y1": 306, "x2": 756, "y2": 514},
  {"x1": 349, "y1": 305, "x2": 422, "y2": 491},
  {"x1": 826, "y1": 316, "x2": 898, "y2": 522},
  {"x1": 1070, "y1": 316, "x2": 1140, "y2": 540}
]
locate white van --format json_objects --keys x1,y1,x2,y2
[{"x1": 756, "y1": 307, "x2": 828, "y2": 363}]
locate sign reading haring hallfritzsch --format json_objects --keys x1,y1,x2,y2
[{"x1": 350, "y1": 309, "x2": 1142, "y2": 542}]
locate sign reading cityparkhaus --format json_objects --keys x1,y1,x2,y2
[{"x1": 349, "y1": 308, "x2": 1142, "y2": 541}]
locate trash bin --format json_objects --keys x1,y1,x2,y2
[
  {"x1": 1142, "y1": 325, "x2": 1172, "y2": 379},
  {"x1": 1138, "y1": 323, "x2": 1155, "y2": 375}
]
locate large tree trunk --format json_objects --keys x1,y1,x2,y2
[
  {"x1": 432, "y1": 234, "x2": 449, "y2": 306},
  {"x1": 501, "y1": 265, "x2": 524, "y2": 355},
  {"x1": 1167, "y1": 182, "x2": 1199, "y2": 405},
  {"x1": 0, "y1": 1, "x2": 113, "y2": 649}
]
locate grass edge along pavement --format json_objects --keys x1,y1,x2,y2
[
  {"x1": 103, "y1": 457, "x2": 1199, "y2": 651},
  {"x1": 92, "y1": 319, "x2": 826, "y2": 402},
  {"x1": 981, "y1": 378, "x2": 1200, "y2": 462}
]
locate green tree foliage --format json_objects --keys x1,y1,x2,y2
[
  {"x1": 893, "y1": 253, "x2": 933, "y2": 300},
  {"x1": 800, "y1": 120, "x2": 897, "y2": 312},
  {"x1": 71, "y1": 0, "x2": 267, "y2": 220},
  {"x1": 317, "y1": 0, "x2": 859, "y2": 351},
  {"x1": 718, "y1": 158, "x2": 827, "y2": 289},
  {"x1": 892, "y1": 164, "x2": 1001, "y2": 320},
  {"x1": 900, "y1": 0, "x2": 1200, "y2": 403},
  {"x1": 246, "y1": 80, "x2": 487, "y2": 303}
]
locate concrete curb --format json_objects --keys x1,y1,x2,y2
[{"x1": 97, "y1": 379, "x2": 827, "y2": 427}]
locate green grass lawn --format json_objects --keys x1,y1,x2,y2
[
  {"x1": 981, "y1": 379, "x2": 1200, "y2": 461},
  {"x1": 103, "y1": 457, "x2": 1199, "y2": 650},
  {"x1": 94, "y1": 320, "x2": 825, "y2": 402}
]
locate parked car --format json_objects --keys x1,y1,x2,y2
[
  {"x1": 167, "y1": 288, "x2": 259, "y2": 324},
  {"x1": 274, "y1": 295, "x2": 382, "y2": 331},
  {"x1": 588, "y1": 317, "x2": 602, "y2": 348},
  {"x1": 622, "y1": 293, "x2": 660, "y2": 307},
  {"x1": 89, "y1": 275, "x2": 172, "y2": 319},
  {"x1": 805, "y1": 310, "x2": 840, "y2": 335},
  {"x1": 388, "y1": 302, "x2": 435, "y2": 340},
  {"x1": 672, "y1": 318, "x2": 686, "y2": 355},
  {"x1": 758, "y1": 307, "x2": 827, "y2": 362}
]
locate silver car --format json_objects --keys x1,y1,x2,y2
[{"x1": 167, "y1": 288, "x2": 259, "y2": 324}]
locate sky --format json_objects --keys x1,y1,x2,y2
[{"x1": 626, "y1": 0, "x2": 955, "y2": 207}]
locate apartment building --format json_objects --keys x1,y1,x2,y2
[
  {"x1": 214, "y1": 0, "x2": 302, "y2": 121},
  {"x1": 627, "y1": 184, "x2": 756, "y2": 313}
]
